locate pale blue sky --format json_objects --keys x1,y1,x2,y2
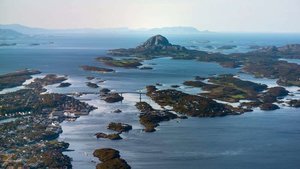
[{"x1": 0, "y1": 0, "x2": 300, "y2": 32}]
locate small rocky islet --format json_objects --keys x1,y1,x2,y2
[
  {"x1": 100, "y1": 89, "x2": 124, "y2": 103},
  {"x1": 107, "y1": 122, "x2": 132, "y2": 133},
  {"x1": 93, "y1": 148, "x2": 131, "y2": 169},
  {"x1": 57, "y1": 82, "x2": 72, "y2": 88},
  {"x1": 95, "y1": 132, "x2": 122, "y2": 140},
  {"x1": 86, "y1": 82, "x2": 99, "y2": 88}
]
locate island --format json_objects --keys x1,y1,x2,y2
[
  {"x1": 107, "y1": 122, "x2": 132, "y2": 133},
  {"x1": 81, "y1": 65, "x2": 114, "y2": 73},
  {"x1": 86, "y1": 82, "x2": 99, "y2": 88},
  {"x1": 57, "y1": 82, "x2": 71, "y2": 88},
  {"x1": 107, "y1": 35, "x2": 300, "y2": 87},
  {"x1": 93, "y1": 148, "x2": 131, "y2": 169},
  {"x1": 145, "y1": 85, "x2": 237, "y2": 117},
  {"x1": 0, "y1": 69, "x2": 41, "y2": 91},
  {"x1": 0, "y1": 70, "x2": 96, "y2": 168},
  {"x1": 96, "y1": 57, "x2": 142, "y2": 68},
  {"x1": 95, "y1": 132, "x2": 122, "y2": 140},
  {"x1": 218, "y1": 45, "x2": 237, "y2": 50},
  {"x1": 0, "y1": 43, "x2": 17, "y2": 46},
  {"x1": 135, "y1": 101, "x2": 179, "y2": 132},
  {"x1": 100, "y1": 89, "x2": 124, "y2": 103},
  {"x1": 183, "y1": 74, "x2": 290, "y2": 111}
]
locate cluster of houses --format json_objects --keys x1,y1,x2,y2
[
  {"x1": 49, "y1": 108, "x2": 89, "y2": 121},
  {"x1": 2, "y1": 111, "x2": 32, "y2": 117}
]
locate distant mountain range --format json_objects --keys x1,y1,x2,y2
[
  {"x1": 0, "y1": 28, "x2": 26, "y2": 39},
  {"x1": 0, "y1": 24, "x2": 210, "y2": 35}
]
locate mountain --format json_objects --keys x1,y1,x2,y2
[
  {"x1": 138, "y1": 35, "x2": 172, "y2": 48},
  {"x1": 0, "y1": 29, "x2": 26, "y2": 39},
  {"x1": 109, "y1": 35, "x2": 187, "y2": 56},
  {"x1": 0, "y1": 24, "x2": 47, "y2": 35},
  {"x1": 147, "y1": 27, "x2": 202, "y2": 34},
  {"x1": 0, "y1": 24, "x2": 207, "y2": 35},
  {"x1": 136, "y1": 35, "x2": 186, "y2": 51}
]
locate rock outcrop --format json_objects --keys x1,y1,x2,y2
[
  {"x1": 135, "y1": 102, "x2": 178, "y2": 132},
  {"x1": 107, "y1": 122, "x2": 132, "y2": 133},
  {"x1": 93, "y1": 148, "x2": 131, "y2": 169},
  {"x1": 95, "y1": 133, "x2": 122, "y2": 140},
  {"x1": 260, "y1": 103, "x2": 280, "y2": 111},
  {"x1": 108, "y1": 35, "x2": 187, "y2": 56},
  {"x1": 100, "y1": 90, "x2": 124, "y2": 103},
  {"x1": 146, "y1": 86, "x2": 236, "y2": 117}
]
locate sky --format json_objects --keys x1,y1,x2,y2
[{"x1": 0, "y1": 0, "x2": 300, "y2": 33}]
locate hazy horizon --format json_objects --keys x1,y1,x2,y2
[{"x1": 1, "y1": 0, "x2": 300, "y2": 33}]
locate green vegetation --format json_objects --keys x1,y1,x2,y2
[
  {"x1": 96, "y1": 57, "x2": 142, "y2": 68},
  {"x1": 0, "y1": 69, "x2": 40, "y2": 91},
  {"x1": 81, "y1": 65, "x2": 114, "y2": 73},
  {"x1": 243, "y1": 60, "x2": 300, "y2": 87},
  {"x1": 146, "y1": 86, "x2": 237, "y2": 117}
]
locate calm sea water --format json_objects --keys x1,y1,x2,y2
[{"x1": 1, "y1": 33, "x2": 300, "y2": 169}]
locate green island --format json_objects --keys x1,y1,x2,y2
[
  {"x1": 183, "y1": 74, "x2": 291, "y2": 110},
  {"x1": 96, "y1": 57, "x2": 142, "y2": 68},
  {"x1": 0, "y1": 69, "x2": 41, "y2": 91},
  {"x1": 81, "y1": 65, "x2": 115, "y2": 73},
  {"x1": 188, "y1": 74, "x2": 268, "y2": 103}
]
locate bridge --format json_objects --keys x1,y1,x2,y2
[
  {"x1": 65, "y1": 91, "x2": 147, "y2": 102},
  {"x1": 119, "y1": 91, "x2": 147, "y2": 102}
]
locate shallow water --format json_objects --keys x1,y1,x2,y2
[{"x1": 1, "y1": 33, "x2": 300, "y2": 169}]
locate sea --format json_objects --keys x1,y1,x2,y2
[{"x1": 1, "y1": 33, "x2": 300, "y2": 169}]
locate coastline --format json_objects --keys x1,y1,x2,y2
[{"x1": 1, "y1": 34, "x2": 300, "y2": 168}]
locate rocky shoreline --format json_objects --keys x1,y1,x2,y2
[
  {"x1": 135, "y1": 101, "x2": 179, "y2": 132},
  {"x1": 0, "y1": 69, "x2": 41, "y2": 91},
  {"x1": 0, "y1": 70, "x2": 96, "y2": 168},
  {"x1": 93, "y1": 148, "x2": 131, "y2": 169}
]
